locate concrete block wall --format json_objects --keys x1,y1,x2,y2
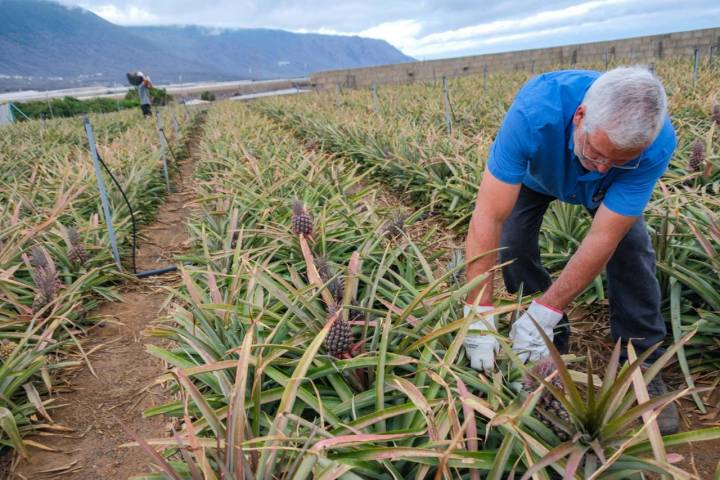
[
  {"x1": 310, "y1": 27, "x2": 720, "y2": 90},
  {"x1": 187, "y1": 78, "x2": 310, "y2": 101}
]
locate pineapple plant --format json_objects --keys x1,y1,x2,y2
[
  {"x1": 324, "y1": 307, "x2": 353, "y2": 358},
  {"x1": 66, "y1": 227, "x2": 89, "y2": 266},
  {"x1": 689, "y1": 138, "x2": 705, "y2": 172},
  {"x1": 522, "y1": 357, "x2": 572, "y2": 441},
  {"x1": 0, "y1": 106, "x2": 194, "y2": 458},
  {"x1": 133, "y1": 96, "x2": 720, "y2": 480},
  {"x1": 291, "y1": 199, "x2": 313, "y2": 236}
]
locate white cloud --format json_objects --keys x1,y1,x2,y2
[
  {"x1": 287, "y1": 0, "x2": 636, "y2": 57},
  {"x1": 83, "y1": 4, "x2": 160, "y2": 25},
  {"x1": 358, "y1": 20, "x2": 423, "y2": 51},
  {"x1": 406, "y1": 4, "x2": 720, "y2": 57},
  {"x1": 54, "y1": 0, "x2": 719, "y2": 59},
  {"x1": 416, "y1": 0, "x2": 629, "y2": 45}
]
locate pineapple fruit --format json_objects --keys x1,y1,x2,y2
[
  {"x1": 522, "y1": 358, "x2": 572, "y2": 441},
  {"x1": 291, "y1": 200, "x2": 313, "y2": 236},
  {"x1": 316, "y1": 256, "x2": 345, "y2": 302},
  {"x1": 382, "y1": 212, "x2": 406, "y2": 239},
  {"x1": 0, "y1": 340, "x2": 16, "y2": 362},
  {"x1": 29, "y1": 246, "x2": 61, "y2": 317},
  {"x1": 324, "y1": 307, "x2": 353, "y2": 358},
  {"x1": 689, "y1": 139, "x2": 705, "y2": 173},
  {"x1": 67, "y1": 227, "x2": 89, "y2": 266}
]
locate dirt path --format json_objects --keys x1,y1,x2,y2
[{"x1": 12, "y1": 113, "x2": 206, "y2": 480}]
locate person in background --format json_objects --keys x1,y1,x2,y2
[{"x1": 137, "y1": 72, "x2": 153, "y2": 117}]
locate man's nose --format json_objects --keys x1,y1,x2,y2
[{"x1": 596, "y1": 163, "x2": 610, "y2": 174}]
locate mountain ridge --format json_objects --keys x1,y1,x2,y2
[{"x1": 0, "y1": 0, "x2": 414, "y2": 91}]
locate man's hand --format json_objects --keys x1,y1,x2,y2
[
  {"x1": 510, "y1": 300, "x2": 563, "y2": 362},
  {"x1": 463, "y1": 304, "x2": 498, "y2": 371}
]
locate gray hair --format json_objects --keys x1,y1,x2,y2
[{"x1": 582, "y1": 66, "x2": 668, "y2": 149}]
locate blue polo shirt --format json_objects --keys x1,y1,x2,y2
[{"x1": 487, "y1": 70, "x2": 676, "y2": 217}]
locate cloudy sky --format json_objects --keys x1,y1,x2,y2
[{"x1": 57, "y1": 0, "x2": 720, "y2": 59}]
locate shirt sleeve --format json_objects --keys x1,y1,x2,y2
[
  {"x1": 487, "y1": 99, "x2": 534, "y2": 185},
  {"x1": 602, "y1": 121, "x2": 676, "y2": 217}
]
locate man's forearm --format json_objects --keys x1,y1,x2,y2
[
  {"x1": 539, "y1": 231, "x2": 616, "y2": 310},
  {"x1": 466, "y1": 215, "x2": 503, "y2": 305},
  {"x1": 465, "y1": 170, "x2": 521, "y2": 306}
]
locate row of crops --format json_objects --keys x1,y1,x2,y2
[
  {"x1": 0, "y1": 107, "x2": 196, "y2": 454},
  {"x1": 255, "y1": 57, "x2": 720, "y2": 382},
  {"x1": 129, "y1": 102, "x2": 719, "y2": 479}
]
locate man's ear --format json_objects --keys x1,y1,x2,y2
[{"x1": 572, "y1": 105, "x2": 585, "y2": 127}]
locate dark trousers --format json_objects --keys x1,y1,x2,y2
[
  {"x1": 141, "y1": 104, "x2": 152, "y2": 117},
  {"x1": 499, "y1": 185, "x2": 666, "y2": 361}
]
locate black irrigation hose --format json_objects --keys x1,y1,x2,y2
[
  {"x1": 95, "y1": 151, "x2": 138, "y2": 275},
  {"x1": 159, "y1": 127, "x2": 179, "y2": 163},
  {"x1": 90, "y1": 115, "x2": 198, "y2": 277}
]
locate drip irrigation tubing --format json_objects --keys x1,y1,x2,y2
[
  {"x1": 89, "y1": 112, "x2": 201, "y2": 277},
  {"x1": 95, "y1": 151, "x2": 138, "y2": 275},
  {"x1": 159, "y1": 126, "x2": 186, "y2": 184},
  {"x1": 160, "y1": 127, "x2": 179, "y2": 163}
]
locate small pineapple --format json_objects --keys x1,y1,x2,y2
[
  {"x1": 32, "y1": 268, "x2": 59, "y2": 316},
  {"x1": 316, "y1": 256, "x2": 345, "y2": 301},
  {"x1": 32, "y1": 291, "x2": 50, "y2": 314},
  {"x1": 522, "y1": 358, "x2": 572, "y2": 441},
  {"x1": 689, "y1": 139, "x2": 705, "y2": 173},
  {"x1": 0, "y1": 340, "x2": 16, "y2": 361},
  {"x1": 325, "y1": 308, "x2": 353, "y2": 358},
  {"x1": 712, "y1": 104, "x2": 720, "y2": 125},
  {"x1": 382, "y1": 213, "x2": 406, "y2": 239},
  {"x1": 29, "y1": 246, "x2": 60, "y2": 317},
  {"x1": 30, "y1": 246, "x2": 49, "y2": 271},
  {"x1": 291, "y1": 200, "x2": 313, "y2": 236},
  {"x1": 67, "y1": 227, "x2": 89, "y2": 266}
]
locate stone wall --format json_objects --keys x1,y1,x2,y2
[{"x1": 310, "y1": 28, "x2": 720, "y2": 90}]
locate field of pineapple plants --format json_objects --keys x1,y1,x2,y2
[
  {"x1": 1, "y1": 55, "x2": 720, "y2": 479},
  {"x1": 0, "y1": 107, "x2": 196, "y2": 463}
]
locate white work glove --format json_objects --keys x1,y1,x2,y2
[
  {"x1": 510, "y1": 300, "x2": 563, "y2": 362},
  {"x1": 462, "y1": 304, "x2": 498, "y2": 372}
]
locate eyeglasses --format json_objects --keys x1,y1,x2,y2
[{"x1": 580, "y1": 131, "x2": 641, "y2": 171}]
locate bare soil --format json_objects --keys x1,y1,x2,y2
[
  {"x1": 567, "y1": 305, "x2": 720, "y2": 479},
  {"x1": 11, "y1": 113, "x2": 206, "y2": 480}
]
